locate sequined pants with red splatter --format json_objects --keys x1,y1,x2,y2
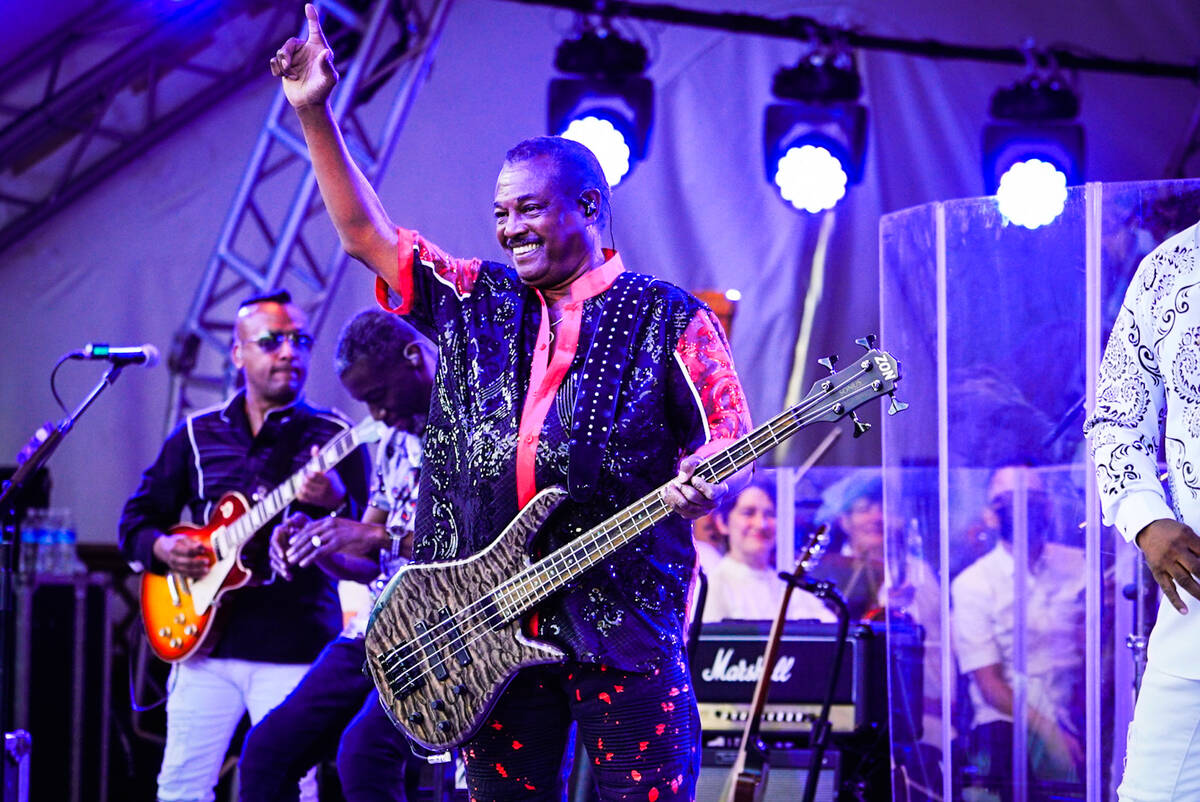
[{"x1": 460, "y1": 658, "x2": 699, "y2": 801}]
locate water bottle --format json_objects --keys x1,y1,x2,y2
[
  {"x1": 58, "y1": 510, "x2": 85, "y2": 575},
  {"x1": 46, "y1": 509, "x2": 82, "y2": 576},
  {"x1": 34, "y1": 514, "x2": 55, "y2": 576},
  {"x1": 19, "y1": 509, "x2": 44, "y2": 577}
]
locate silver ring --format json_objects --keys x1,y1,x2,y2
[{"x1": 311, "y1": 534, "x2": 322, "y2": 549}]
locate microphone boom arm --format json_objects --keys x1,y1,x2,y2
[{"x1": 0, "y1": 363, "x2": 125, "y2": 508}]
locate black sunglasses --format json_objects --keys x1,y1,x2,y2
[{"x1": 249, "y1": 331, "x2": 314, "y2": 353}]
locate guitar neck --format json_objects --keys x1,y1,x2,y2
[
  {"x1": 220, "y1": 421, "x2": 370, "y2": 552},
  {"x1": 738, "y1": 555, "x2": 811, "y2": 748},
  {"x1": 496, "y1": 355, "x2": 885, "y2": 617}
]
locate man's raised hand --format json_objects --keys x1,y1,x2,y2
[{"x1": 270, "y1": 3, "x2": 339, "y2": 109}]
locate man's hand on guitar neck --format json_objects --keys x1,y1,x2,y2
[
  {"x1": 663, "y1": 445, "x2": 753, "y2": 520},
  {"x1": 153, "y1": 534, "x2": 212, "y2": 579},
  {"x1": 296, "y1": 444, "x2": 348, "y2": 511}
]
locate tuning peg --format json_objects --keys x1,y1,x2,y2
[
  {"x1": 849, "y1": 412, "x2": 872, "y2": 438},
  {"x1": 888, "y1": 393, "x2": 910, "y2": 416},
  {"x1": 855, "y1": 334, "x2": 877, "y2": 351},
  {"x1": 817, "y1": 354, "x2": 839, "y2": 375}
]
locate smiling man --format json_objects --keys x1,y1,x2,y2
[{"x1": 270, "y1": 6, "x2": 753, "y2": 800}]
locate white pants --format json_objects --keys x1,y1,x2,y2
[
  {"x1": 1118, "y1": 662, "x2": 1200, "y2": 801},
  {"x1": 157, "y1": 657, "x2": 316, "y2": 802}
]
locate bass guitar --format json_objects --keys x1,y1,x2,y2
[
  {"x1": 723, "y1": 527, "x2": 830, "y2": 802},
  {"x1": 365, "y1": 340, "x2": 903, "y2": 750},
  {"x1": 140, "y1": 416, "x2": 386, "y2": 662}
]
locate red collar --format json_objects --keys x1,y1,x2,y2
[{"x1": 545, "y1": 249, "x2": 623, "y2": 305}]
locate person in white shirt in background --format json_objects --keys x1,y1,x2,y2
[
  {"x1": 692, "y1": 511, "x2": 726, "y2": 578},
  {"x1": 701, "y1": 479, "x2": 833, "y2": 623},
  {"x1": 951, "y1": 464, "x2": 1086, "y2": 800},
  {"x1": 238, "y1": 309, "x2": 436, "y2": 802}
]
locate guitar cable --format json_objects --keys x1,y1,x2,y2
[{"x1": 127, "y1": 632, "x2": 173, "y2": 713}]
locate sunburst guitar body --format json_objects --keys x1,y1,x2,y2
[
  {"x1": 139, "y1": 417, "x2": 386, "y2": 663},
  {"x1": 139, "y1": 492, "x2": 253, "y2": 661}
]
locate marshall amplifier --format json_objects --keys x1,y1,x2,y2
[{"x1": 690, "y1": 620, "x2": 923, "y2": 740}]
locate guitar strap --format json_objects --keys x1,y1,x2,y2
[{"x1": 567, "y1": 271, "x2": 657, "y2": 502}]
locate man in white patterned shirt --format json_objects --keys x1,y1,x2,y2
[
  {"x1": 239, "y1": 309, "x2": 436, "y2": 802},
  {"x1": 1086, "y1": 219, "x2": 1200, "y2": 801}
]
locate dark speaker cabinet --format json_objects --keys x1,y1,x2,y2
[
  {"x1": 695, "y1": 747, "x2": 840, "y2": 802},
  {"x1": 12, "y1": 574, "x2": 113, "y2": 802}
]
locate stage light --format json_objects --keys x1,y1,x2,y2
[
  {"x1": 764, "y1": 49, "x2": 867, "y2": 213},
  {"x1": 548, "y1": 26, "x2": 653, "y2": 187},
  {"x1": 983, "y1": 74, "x2": 1084, "y2": 228}
]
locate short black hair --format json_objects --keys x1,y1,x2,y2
[
  {"x1": 334, "y1": 309, "x2": 429, "y2": 377},
  {"x1": 238, "y1": 289, "x2": 292, "y2": 309},
  {"x1": 504, "y1": 136, "x2": 612, "y2": 229}
]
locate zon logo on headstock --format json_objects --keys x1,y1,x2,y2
[{"x1": 874, "y1": 355, "x2": 898, "y2": 382}]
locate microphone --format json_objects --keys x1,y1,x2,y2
[{"x1": 73, "y1": 342, "x2": 160, "y2": 367}]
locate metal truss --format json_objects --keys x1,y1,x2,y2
[
  {"x1": 164, "y1": 0, "x2": 454, "y2": 430},
  {"x1": 0, "y1": 0, "x2": 301, "y2": 254}
]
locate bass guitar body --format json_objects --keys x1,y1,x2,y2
[
  {"x1": 139, "y1": 491, "x2": 253, "y2": 663},
  {"x1": 364, "y1": 488, "x2": 569, "y2": 750},
  {"x1": 364, "y1": 342, "x2": 901, "y2": 755}
]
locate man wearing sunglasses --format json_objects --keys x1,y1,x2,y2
[
  {"x1": 118, "y1": 289, "x2": 370, "y2": 802},
  {"x1": 951, "y1": 464, "x2": 1086, "y2": 800}
]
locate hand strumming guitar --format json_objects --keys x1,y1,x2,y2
[
  {"x1": 270, "y1": 511, "x2": 388, "y2": 582},
  {"x1": 153, "y1": 533, "x2": 212, "y2": 579}
]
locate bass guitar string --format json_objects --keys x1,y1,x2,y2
[
  {"x1": 375, "y1": 365, "x2": 886, "y2": 705},
  {"x1": 375, "y1": 366, "x2": 882, "y2": 695},
  {"x1": 375, "y1": 373, "x2": 878, "y2": 702},
  {"x1": 373, "y1": 368, "x2": 867, "y2": 682}
]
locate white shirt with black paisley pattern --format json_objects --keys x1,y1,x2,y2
[{"x1": 1086, "y1": 219, "x2": 1200, "y2": 679}]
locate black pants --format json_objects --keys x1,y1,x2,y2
[
  {"x1": 965, "y1": 720, "x2": 1084, "y2": 802},
  {"x1": 238, "y1": 636, "x2": 415, "y2": 801}
]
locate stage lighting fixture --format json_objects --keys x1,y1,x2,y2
[
  {"x1": 983, "y1": 75, "x2": 1084, "y2": 229},
  {"x1": 548, "y1": 26, "x2": 653, "y2": 188},
  {"x1": 764, "y1": 50, "x2": 868, "y2": 214}
]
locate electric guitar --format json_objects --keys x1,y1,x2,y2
[
  {"x1": 364, "y1": 341, "x2": 904, "y2": 750},
  {"x1": 140, "y1": 416, "x2": 386, "y2": 662},
  {"x1": 723, "y1": 527, "x2": 831, "y2": 802}
]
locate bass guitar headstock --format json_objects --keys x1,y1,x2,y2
[{"x1": 803, "y1": 335, "x2": 906, "y2": 437}]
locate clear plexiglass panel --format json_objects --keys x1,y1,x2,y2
[{"x1": 879, "y1": 180, "x2": 1200, "y2": 802}]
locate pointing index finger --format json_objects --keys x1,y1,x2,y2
[{"x1": 305, "y1": 4, "x2": 328, "y2": 47}]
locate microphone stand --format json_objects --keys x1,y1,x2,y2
[
  {"x1": 791, "y1": 576, "x2": 851, "y2": 802},
  {"x1": 0, "y1": 362, "x2": 127, "y2": 790}
]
